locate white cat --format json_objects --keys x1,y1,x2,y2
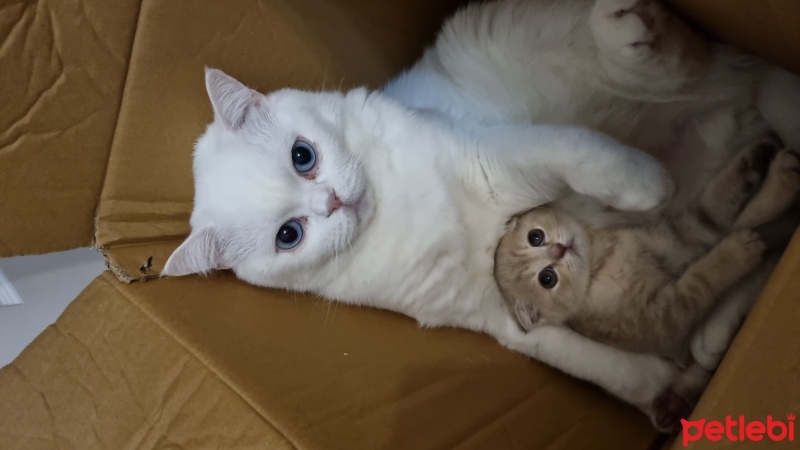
[{"x1": 163, "y1": 0, "x2": 800, "y2": 428}]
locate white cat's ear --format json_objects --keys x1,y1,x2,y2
[
  {"x1": 205, "y1": 67, "x2": 262, "y2": 131},
  {"x1": 162, "y1": 226, "x2": 227, "y2": 276}
]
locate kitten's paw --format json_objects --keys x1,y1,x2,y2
[
  {"x1": 734, "y1": 140, "x2": 779, "y2": 195},
  {"x1": 651, "y1": 389, "x2": 693, "y2": 433},
  {"x1": 732, "y1": 145, "x2": 800, "y2": 230},
  {"x1": 724, "y1": 229, "x2": 768, "y2": 266},
  {"x1": 769, "y1": 148, "x2": 800, "y2": 197}
]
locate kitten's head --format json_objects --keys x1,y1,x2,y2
[
  {"x1": 162, "y1": 68, "x2": 375, "y2": 287},
  {"x1": 494, "y1": 206, "x2": 591, "y2": 331}
]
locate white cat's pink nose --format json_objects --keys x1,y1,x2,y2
[{"x1": 326, "y1": 191, "x2": 344, "y2": 216}]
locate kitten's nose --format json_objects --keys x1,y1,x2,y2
[
  {"x1": 326, "y1": 191, "x2": 344, "y2": 216},
  {"x1": 550, "y1": 241, "x2": 573, "y2": 260}
]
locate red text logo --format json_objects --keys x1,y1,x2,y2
[{"x1": 681, "y1": 414, "x2": 795, "y2": 446}]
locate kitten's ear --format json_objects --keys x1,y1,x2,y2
[
  {"x1": 205, "y1": 67, "x2": 261, "y2": 131},
  {"x1": 505, "y1": 216, "x2": 519, "y2": 231},
  {"x1": 162, "y1": 226, "x2": 227, "y2": 276}
]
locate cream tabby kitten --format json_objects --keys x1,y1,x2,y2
[
  {"x1": 164, "y1": 0, "x2": 800, "y2": 430},
  {"x1": 495, "y1": 143, "x2": 799, "y2": 351},
  {"x1": 495, "y1": 142, "x2": 800, "y2": 427}
]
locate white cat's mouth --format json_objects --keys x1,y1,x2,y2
[
  {"x1": 326, "y1": 189, "x2": 368, "y2": 222},
  {"x1": 349, "y1": 189, "x2": 373, "y2": 225}
]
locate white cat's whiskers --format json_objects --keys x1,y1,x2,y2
[
  {"x1": 324, "y1": 299, "x2": 333, "y2": 330},
  {"x1": 321, "y1": 59, "x2": 330, "y2": 92}
]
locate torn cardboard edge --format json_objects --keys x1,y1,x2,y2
[
  {"x1": 99, "y1": 241, "x2": 179, "y2": 283},
  {"x1": 99, "y1": 248, "x2": 153, "y2": 283}
]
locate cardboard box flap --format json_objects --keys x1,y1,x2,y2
[
  {"x1": 0, "y1": 0, "x2": 142, "y2": 257},
  {"x1": 93, "y1": 0, "x2": 468, "y2": 281},
  {"x1": 0, "y1": 272, "x2": 295, "y2": 449},
  {"x1": 2, "y1": 270, "x2": 657, "y2": 449}
]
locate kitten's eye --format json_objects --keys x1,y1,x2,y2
[
  {"x1": 291, "y1": 140, "x2": 317, "y2": 174},
  {"x1": 528, "y1": 229, "x2": 545, "y2": 247},
  {"x1": 538, "y1": 267, "x2": 558, "y2": 289},
  {"x1": 276, "y1": 220, "x2": 304, "y2": 250}
]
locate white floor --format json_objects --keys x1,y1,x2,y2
[{"x1": 0, "y1": 248, "x2": 107, "y2": 368}]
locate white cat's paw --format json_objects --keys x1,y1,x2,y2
[
  {"x1": 603, "y1": 160, "x2": 674, "y2": 212},
  {"x1": 591, "y1": 0, "x2": 665, "y2": 61}
]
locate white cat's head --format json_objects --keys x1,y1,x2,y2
[
  {"x1": 162, "y1": 69, "x2": 375, "y2": 287},
  {"x1": 494, "y1": 206, "x2": 591, "y2": 330}
]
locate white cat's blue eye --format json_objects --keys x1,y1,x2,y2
[
  {"x1": 291, "y1": 140, "x2": 317, "y2": 174},
  {"x1": 276, "y1": 220, "x2": 304, "y2": 250}
]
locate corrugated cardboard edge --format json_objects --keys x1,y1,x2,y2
[
  {"x1": 99, "y1": 247, "x2": 137, "y2": 283},
  {"x1": 98, "y1": 240, "x2": 181, "y2": 283}
]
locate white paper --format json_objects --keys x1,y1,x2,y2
[{"x1": 0, "y1": 268, "x2": 23, "y2": 306}]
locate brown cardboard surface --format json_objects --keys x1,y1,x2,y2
[
  {"x1": 94, "y1": 0, "x2": 467, "y2": 280},
  {"x1": 0, "y1": 272, "x2": 293, "y2": 450},
  {"x1": 666, "y1": 0, "x2": 800, "y2": 73},
  {"x1": 0, "y1": 273, "x2": 663, "y2": 450},
  {"x1": 0, "y1": 0, "x2": 141, "y2": 256},
  {"x1": 9, "y1": 271, "x2": 658, "y2": 449},
  {"x1": 667, "y1": 229, "x2": 800, "y2": 450}
]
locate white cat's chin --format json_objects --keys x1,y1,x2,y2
[
  {"x1": 333, "y1": 182, "x2": 376, "y2": 251},
  {"x1": 349, "y1": 186, "x2": 375, "y2": 228}
]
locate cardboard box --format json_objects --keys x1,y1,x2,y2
[{"x1": 0, "y1": 0, "x2": 797, "y2": 448}]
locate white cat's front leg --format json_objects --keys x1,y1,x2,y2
[
  {"x1": 487, "y1": 310, "x2": 678, "y2": 415},
  {"x1": 469, "y1": 124, "x2": 673, "y2": 214}
]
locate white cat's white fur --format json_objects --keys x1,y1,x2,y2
[{"x1": 164, "y1": 0, "x2": 800, "y2": 421}]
